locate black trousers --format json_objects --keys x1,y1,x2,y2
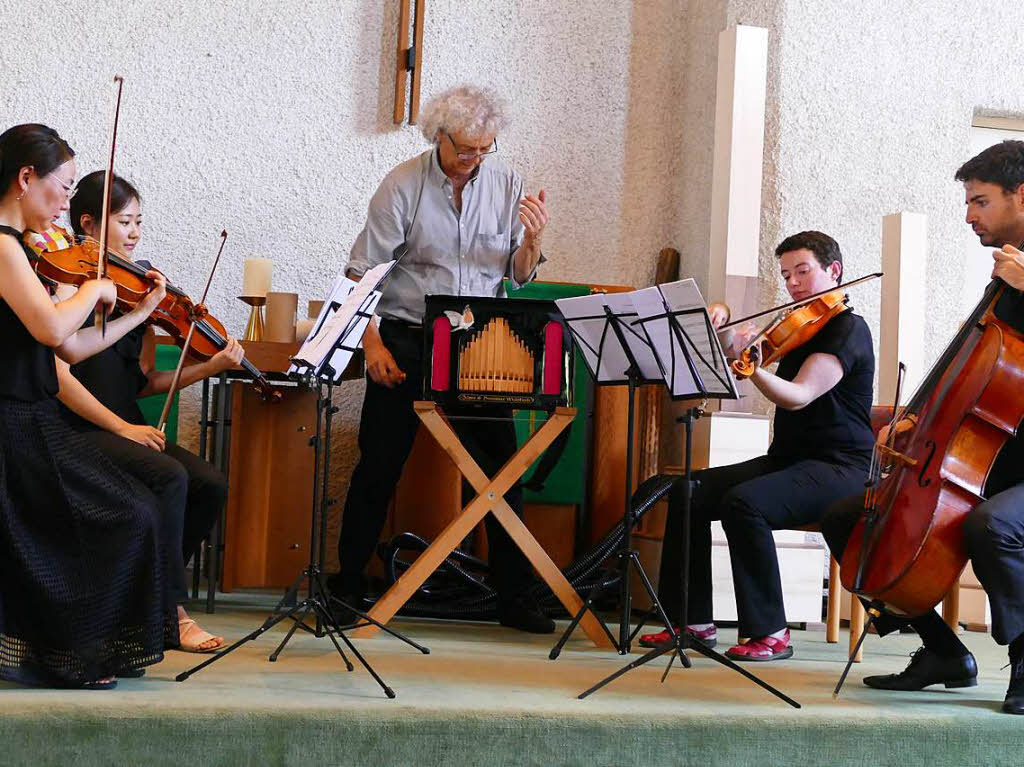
[
  {"x1": 334, "y1": 319, "x2": 534, "y2": 603},
  {"x1": 656, "y1": 454, "x2": 868, "y2": 637},
  {"x1": 822, "y1": 481, "x2": 1024, "y2": 646},
  {"x1": 72, "y1": 427, "x2": 227, "y2": 604}
]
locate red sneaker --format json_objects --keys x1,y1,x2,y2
[
  {"x1": 724, "y1": 629, "x2": 793, "y2": 662},
  {"x1": 639, "y1": 624, "x2": 717, "y2": 649}
]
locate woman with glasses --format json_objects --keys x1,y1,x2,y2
[
  {"x1": 26, "y1": 170, "x2": 242, "y2": 654},
  {"x1": 329, "y1": 83, "x2": 555, "y2": 633},
  {"x1": 0, "y1": 123, "x2": 174, "y2": 689}
]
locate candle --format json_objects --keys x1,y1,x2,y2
[{"x1": 242, "y1": 258, "x2": 273, "y2": 297}]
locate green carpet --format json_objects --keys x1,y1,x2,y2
[{"x1": 2, "y1": 595, "x2": 1020, "y2": 766}]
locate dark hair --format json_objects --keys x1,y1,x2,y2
[
  {"x1": 774, "y1": 230, "x2": 843, "y2": 280},
  {"x1": 69, "y1": 170, "x2": 142, "y2": 235},
  {"x1": 954, "y1": 140, "x2": 1024, "y2": 194},
  {"x1": 0, "y1": 123, "x2": 75, "y2": 197}
]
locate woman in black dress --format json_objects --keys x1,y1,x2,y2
[
  {"x1": 0, "y1": 123, "x2": 174, "y2": 688},
  {"x1": 35, "y1": 170, "x2": 241, "y2": 652}
]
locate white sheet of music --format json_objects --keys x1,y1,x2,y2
[
  {"x1": 554, "y1": 292, "x2": 661, "y2": 383},
  {"x1": 630, "y1": 279, "x2": 736, "y2": 399},
  {"x1": 290, "y1": 260, "x2": 392, "y2": 379}
]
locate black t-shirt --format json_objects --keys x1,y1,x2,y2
[
  {"x1": 0, "y1": 227, "x2": 59, "y2": 402},
  {"x1": 767, "y1": 310, "x2": 875, "y2": 468},
  {"x1": 986, "y1": 284, "x2": 1024, "y2": 494},
  {"x1": 994, "y1": 285, "x2": 1024, "y2": 335},
  {"x1": 68, "y1": 259, "x2": 152, "y2": 425}
]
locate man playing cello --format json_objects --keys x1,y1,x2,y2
[{"x1": 822, "y1": 140, "x2": 1024, "y2": 714}]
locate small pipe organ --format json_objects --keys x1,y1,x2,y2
[{"x1": 423, "y1": 295, "x2": 571, "y2": 410}]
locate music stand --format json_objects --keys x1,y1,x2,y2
[
  {"x1": 176, "y1": 251, "x2": 429, "y2": 698},
  {"x1": 565, "y1": 279, "x2": 799, "y2": 707},
  {"x1": 549, "y1": 291, "x2": 677, "y2": 658}
]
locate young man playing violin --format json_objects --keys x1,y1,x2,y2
[
  {"x1": 641, "y1": 230, "x2": 875, "y2": 661},
  {"x1": 821, "y1": 140, "x2": 1024, "y2": 714},
  {"x1": 27, "y1": 170, "x2": 243, "y2": 653}
]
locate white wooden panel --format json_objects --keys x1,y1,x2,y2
[
  {"x1": 709, "y1": 24, "x2": 769, "y2": 298},
  {"x1": 879, "y1": 212, "x2": 928, "y2": 406},
  {"x1": 712, "y1": 543, "x2": 825, "y2": 624}
]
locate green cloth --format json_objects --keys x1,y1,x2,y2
[
  {"x1": 505, "y1": 280, "x2": 591, "y2": 505},
  {"x1": 136, "y1": 343, "x2": 181, "y2": 443}
]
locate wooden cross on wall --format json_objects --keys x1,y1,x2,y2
[{"x1": 393, "y1": 0, "x2": 425, "y2": 124}]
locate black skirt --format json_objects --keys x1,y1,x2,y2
[{"x1": 0, "y1": 397, "x2": 175, "y2": 686}]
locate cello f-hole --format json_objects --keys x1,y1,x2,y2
[{"x1": 917, "y1": 440, "x2": 936, "y2": 487}]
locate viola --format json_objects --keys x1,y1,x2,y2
[
  {"x1": 731, "y1": 290, "x2": 848, "y2": 378},
  {"x1": 30, "y1": 230, "x2": 282, "y2": 403},
  {"x1": 725, "y1": 273, "x2": 882, "y2": 379},
  {"x1": 841, "y1": 278, "x2": 1024, "y2": 616}
]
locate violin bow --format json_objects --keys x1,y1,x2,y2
[
  {"x1": 719, "y1": 272, "x2": 883, "y2": 330},
  {"x1": 96, "y1": 75, "x2": 125, "y2": 337},
  {"x1": 157, "y1": 230, "x2": 229, "y2": 434}
]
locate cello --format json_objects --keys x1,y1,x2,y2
[{"x1": 841, "y1": 277, "x2": 1024, "y2": 618}]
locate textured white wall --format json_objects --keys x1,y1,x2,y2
[
  {"x1": 5, "y1": 0, "x2": 1022, "y2": 567},
  {"x1": 0, "y1": 0, "x2": 694, "y2": 568},
  {"x1": 764, "y1": 0, "x2": 1024, "y2": 376}
]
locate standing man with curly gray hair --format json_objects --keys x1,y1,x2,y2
[{"x1": 330, "y1": 84, "x2": 554, "y2": 634}]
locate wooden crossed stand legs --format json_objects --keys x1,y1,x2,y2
[{"x1": 352, "y1": 401, "x2": 614, "y2": 649}]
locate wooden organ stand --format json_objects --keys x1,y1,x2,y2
[
  {"x1": 353, "y1": 299, "x2": 613, "y2": 648},
  {"x1": 352, "y1": 401, "x2": 615, "y2": 649}
]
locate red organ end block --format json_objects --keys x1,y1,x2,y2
[
  {"x1": 431, "y1": 316, "x2": 452, "y2": 391},
  {"x1": 542, "y1": 321, "x2": 562, "y2": 396}
]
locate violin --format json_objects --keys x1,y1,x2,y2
[
  {"x1": 29, "y1": 229, "x2": 282, "y2": 403},
  {"x1": 731, "y1": 290, "x2": 848, "y2": 378},
  {"x1": 725, "y1": 273, "x2": 882, "y2": 379}
]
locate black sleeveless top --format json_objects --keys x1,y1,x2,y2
[
  {"x1": 70, "y1": 319, "x2": 149, "y2": 425},
  {"x1": 69, "y1": 260, "x2": 152, "y2": 426},
  {"x1": 0, "y1": 226, "x2": 59, "y2": 402}
]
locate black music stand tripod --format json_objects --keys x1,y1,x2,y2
[
  {"x1": 563, "y1": 284, "x2": 799, "y2": 706},
  {"x1": 176, "y1": 276, "x2": 429, "y2": 698},
  {"x1": 549, "y1": 302, "x2": 677, "y2": 660}
]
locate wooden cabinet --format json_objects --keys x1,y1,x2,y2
[{"x1": 221, "y1": 381, "x2": 318, "y2": 591}]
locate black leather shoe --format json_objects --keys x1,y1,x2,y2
[
  {"x1": 863, "y1": 647, "x2": 977, "y2": 691},
  {"x1": 498, "y1": 597, "x2": 556, "y2": 634},
  {"x1": 1002, "y1": 644, "x2": 1024, "y2": 714}
]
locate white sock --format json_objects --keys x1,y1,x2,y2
[
  {"x1": 687, "y1": 623, "x2": 715, "y2": 632},
  {"x1": 768, "y1": 627, "x2": 788, "y2": 639}
]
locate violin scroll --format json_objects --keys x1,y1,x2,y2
[{"x1": 731, "y1": 343, "x2": 761, "y2": 379}]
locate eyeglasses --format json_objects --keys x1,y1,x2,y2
[
  {"x1": 43, "y1": 172, "x2": 77, "y2": 200},
  {"x1": 446, "y1": 133, "x2": 498, "y2": 161}
]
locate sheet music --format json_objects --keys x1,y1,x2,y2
[
  {"x1": 554, "y1": 293, "x2": 661, "y2": 383},
  {"x1": 289, "y1": 260, "x2": 393, "y2": 379},
  {"x1": 630, "y1": 279, "x2": 737, "y2": 399}
]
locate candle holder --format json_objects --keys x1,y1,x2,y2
[{"x1": 239, "y1": 296, "x2": 267, "y2": 342}]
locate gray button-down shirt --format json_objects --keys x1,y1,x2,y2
[{"x1": 345, "y1": 148, "x2": 542, "y2": 324}]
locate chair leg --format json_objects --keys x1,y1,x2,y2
[
  {"x1": 849, "y1": 596, "x2": 864, "y2": 663},
  {"x1": 826, "y1": 555, "x2": 840, "y2": 643},
  {"x1": 942, "y1": 583, "x2": 961, "y2": 632}
]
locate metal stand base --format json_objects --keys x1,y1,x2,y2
[
  {"x1": 571, "y1": 407, "x2": 800, "y2": 707},
  {"x1": 578, "y1": 627, "x2": 800, "y2": 706},
  {"x1": 175, "y1": 565, "x2": 428, "y2": 698},
  {"x1": 177, "y1": 378, "x2": 428, "y2": 697}
]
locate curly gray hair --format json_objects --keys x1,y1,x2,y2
[{"x1": 419, "y1": 84, "x2": 509, "y2": 143}]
